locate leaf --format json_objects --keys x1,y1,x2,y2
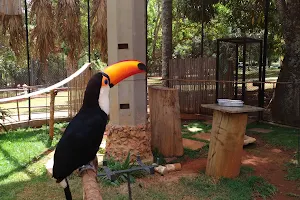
[
  {"x1": 119, "y1": 175, "x2": 127, "y2": 183},
  {"x1": 122, "y1": 151, "x2": 131, "y2": 169}
]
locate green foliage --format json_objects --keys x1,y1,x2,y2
[
  {"x1": 0, "y1": 107, "x2": 10, "y2": 132},
  {"x1": 98, "y1": 147, "x2": 106, "y2": 154},
  {"x1": 99, "y1": 152, "x2": 146, "y2": 186},
  {"x1": 152, "y1": 148, "x2": 166, "y2": 165},
  {"x1": 0, "y1": 48, "x2": 28, "y2": 86},
  {"x1": 184, "y1": 146, "x2": 209, "y2": 159},
  {"x1": 176, "y1": 0, "x2": 220, "y2": 23},
  {"x1": 147, "y1": 0, "x2": 283, "y2": 73},
  {"x1": 285, "y1": 162, "x2": 300, "y2": 181},
  {"x1": 91, "y1": 58, "x2": 107, "y2": 71}
]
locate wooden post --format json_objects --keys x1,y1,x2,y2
[
  {"x1": 148, "y1": 86, "x2": 183, "y2": 157},
  {"x1": 16, "y1": 90, "x2": 20, "y2": 121},
  {"x1": 81, "y1": 157, "x2": 102, "y2": 200},
  {"x1": 49, "y1": 90, "x2": 56, "y2": 140},
  {"x1": 206, "y1": 110, "x2": 248, "y2": 178}
]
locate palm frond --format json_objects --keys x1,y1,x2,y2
[
  {"x1": 0, "y1": 0, "x2": 25, "y2": 57},
  {"x1": 56, "y1": 0, "x2": 82, "y2": 72},
  {"x1": 91, "y1": 0, "x2": 107, "y2": 63},
  {"x1": 30, "y1": 0, "x2": 56, "y2": 65}
]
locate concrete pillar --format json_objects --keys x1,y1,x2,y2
[
  {"x1": 107, "y1": 0, "x2": 147, "y2": 126},
  {"x1": 105, "y1": 0, "x2": 152, "y2": 163}
]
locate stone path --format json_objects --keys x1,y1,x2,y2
[
  {"x1": 189, "y1": 132, "x2": 257, "y2": 146},
  {"x1": 182, "y1": 138, "x2": 207, "y2": 150}
]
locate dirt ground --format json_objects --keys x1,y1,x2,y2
[
  {"x1": 242, "y1": 137, "x2": 300, "y2": 200},
  {"x1": 136, "y1": 136, "x2": 299, "y2": 200}
]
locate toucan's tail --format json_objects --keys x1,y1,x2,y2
[
  {"x1": 64, "y1": 179, "x2": 72, "y2": 200},
  {"x1": 58, "y1": 178, "x2": 72, "y2": 200}
]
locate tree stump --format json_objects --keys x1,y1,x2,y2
[
  {"x1": 206, "y1": 110, "x2": 248, "y2": 178},
  {"x1": 148, "y1": 86, "x2": 183, "y2": 157}
]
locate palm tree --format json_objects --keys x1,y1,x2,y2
[
  {"x1": 30, "y1": 0, "x2": 56, "y2": 82},
  {"x1": 0, "y1": 0, "x2": 25, "y2": 57},
  {"x1": 91, "y1": 0, "x2": 108, "y2": 64}
]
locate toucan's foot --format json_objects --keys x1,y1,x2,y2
[{"x1": 78, "y1": 159, "x2": 97, "y2": 175}]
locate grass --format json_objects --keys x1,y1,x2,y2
[
  {"x1": 98, "y1": 166, "x2": 276, "y2": 200},
  {"x1": 0, "y1": 123, "x2": 67, "y2": 200},
  {"x1": 179, "y1": 173, "x2": 276, "y2": 200},
  {"x1": 247, "y1": 122, "x2": 300, "y2": 186},
  {"x1": 285, "y1": 162, "x2": 300, "y2": 181},
  {"x1": 246, "y1": 122, "x2": 299, "y2": 150},
  {"x1": 237, "y1": 67, "x2": 280, "y2": 80},
  {"x1": 182, "y1": 120, "x2": 212, "y2": 143},
  {"x1": 183, "y1": 146, "x2": 209, "y2": 159},
  {"x1": 152, "y1": 120, "x2": 211, "y2": 165},
  {"x1": 2, "y1": 120, "x2": 297, "y2": 200}
]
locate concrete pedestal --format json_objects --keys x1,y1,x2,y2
[
  {"x1": 105, "y1": 124, "x2": 152, "y2": 163},
  {"x1": 105, "y1": 0, "x2": 152, "y2": 162}
]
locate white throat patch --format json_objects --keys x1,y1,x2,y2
[{"x1": 99, "y1": 86, "x2": 110, "y2": 115}]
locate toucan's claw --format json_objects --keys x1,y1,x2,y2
[{"x1": 78, "y1": 162, "x2": 96, "y2": 175}]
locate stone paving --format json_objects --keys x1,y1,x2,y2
[{"x1": 182, "y1": 138, "x2": 207, "y2": 150}]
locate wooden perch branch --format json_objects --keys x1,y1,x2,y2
[
  {"x1": 81, "y1": 157, "x2": 103, "y2": 200},
  {"x1": 46, "y1": 156, "x2": 102, "y2": 199}
]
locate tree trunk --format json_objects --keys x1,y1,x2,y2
[
  {"x1": 272, "y1": 1, "x2": 300, "y2": 126},
  {"x1": 151, "y1": 3, "x2": 162, "y2": 63},
  {"x1": 161, "y1": 0, "x2": 172, "y2": 87}
]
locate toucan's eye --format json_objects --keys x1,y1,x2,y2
[{"x1": 104, "y1": 79, "x2": 108, "y2": 85}]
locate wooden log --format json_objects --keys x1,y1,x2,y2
[
  {"x1": 49, "y1": 90, "x2": 56, "y2": 139},
  {"x1": 148, "y1": 86, "x2": 183, "y2": 157},
  {"x1": 205, "y1": 110, "x2": 248, "y2": 178},
  {"x1": 81, "y1": 157, "x2": 102, "y2": 200},
  {"x1": 165, "y1": 163, "x2": 182, "y2": 172},
  {"x1": 154, "y1": 165, "x2": 168, "y2": 175}
]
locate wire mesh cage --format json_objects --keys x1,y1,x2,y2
[{"x1": 216, "y1": 37, "x2": 263, "y2": 108}]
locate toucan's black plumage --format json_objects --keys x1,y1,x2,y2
[
  {"x1": 53, "y1": 73, "x2": 108, "y2": 199},
  {"x1": 52, "y1": 60, "x2": 146, "y2": 200}
]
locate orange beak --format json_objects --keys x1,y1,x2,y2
[{"x1": 102, "y1": 60, "x2": 147, "y2": 87}]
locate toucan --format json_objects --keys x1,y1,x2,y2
[{"x1": 52, "y1": 60, "x2": 146, "y2": 200}]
